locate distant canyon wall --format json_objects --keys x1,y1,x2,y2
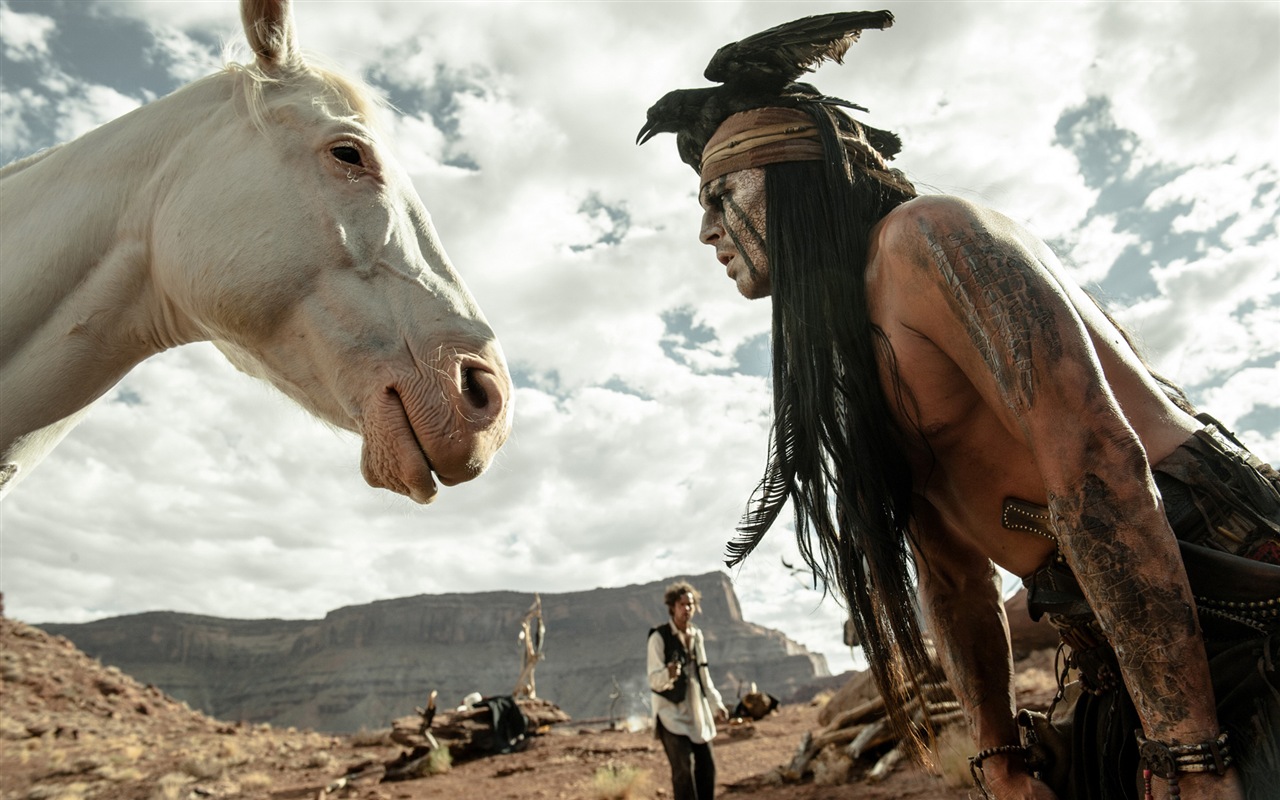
[{"x1": 43, "y1": 572, "x2": 829, "y2": 733}]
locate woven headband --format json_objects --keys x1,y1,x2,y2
[{"x1": 699, "y1": 107, "x2": 890, "y2": 189}]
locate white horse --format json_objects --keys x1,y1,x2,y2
[{"x1": 0, "y1": 0, "x2": 512, "y2": 504}]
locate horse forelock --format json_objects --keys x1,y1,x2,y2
[{"x1": 223, "y1": 55, "x2": 387, "y2": 137}]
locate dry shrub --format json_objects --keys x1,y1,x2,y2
[
  {"x1": 932, "y1": 723, "x2": 976, "y2": 788},
  {"x1": 42, "y1": 749, "x2": 68, "y2": 773},
  {"x1": 0, "y1": 715, "x2": 29, "y2": 740},
  {"x1": 36, "y1": 753, "x2": 103, "y2": 781},
  {"x1": 395, "y1": 746, "x2": 452, "y2": 779},
  {"x1": 115, "y1": 743, "x2": 145, "y2": 764},
  {"x1": 424, "y1": 746, "x2": 452, "y2": 775},
  {"x1": 95, "y1": 763, "x2": 146, "y2": 782},
  {"x1": 0, "y1": 661, "x2": 24, "y2": 683},
  {"x1": 68, "y1": 755, "x2": 107, "y2": 775},
  {"x1": 25, "y1": 784, "x2": 91, "y2": 800},
  {"x1": 348, "y1": 728, "x2": 390, "y2": 747},
  {"x1": 218, "y1": 738, "x2": 251, "y2": 767},
  {"x1": 591, "y1": 761, "x2": 652, "y2": 800},
  {"x1": 303, "y1": 750, "x2": 334, "y2": 769},
  {"x1": 237, "y1": 772, "x2": 275, "y2": 792},
  {"x1": 147, "y1": 773, "x2": 193, "y2": 800},
  {"x1": 179, "y1": 753, "x2": 227, "y2": 781}
]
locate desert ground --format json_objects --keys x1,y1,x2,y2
[{"x1": 1, "y1": 610, "x2": 1059, "y2": 800}]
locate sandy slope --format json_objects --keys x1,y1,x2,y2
[{"x1": 3, "y1": 610, "x2": 1058, "y2": 799}]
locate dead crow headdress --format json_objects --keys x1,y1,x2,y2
[
  {"x1": 638, "y1": 11, "x2": 940, "y2": 760},
  {"x1": 635, "y1": 11, "x2": 908, "y2": 189}
]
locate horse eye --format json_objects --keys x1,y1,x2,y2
[{"x1": 332, "y1": 145, "x2": 362, "y2": 166}]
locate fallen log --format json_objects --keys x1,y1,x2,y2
[
  {"x1": 781, "y1": 731, "x2": 814, "y2": 782},
  {"x1": 783, "y1": 724, "x2": 867, "y2": 781},
  {"x1": 782, "y1": 677, "x2": 968, "y2": 782},
  {"x1": 820, "y1": 681, "x2": 952, "y2": 734},
  {"x1": 866, "y1": 743, "x2": 904, "y2": 782},
  {"x1": 391, "y1": 696, "x2": 570, "y2": 757},
  {"x1": 846, "y1": 718, "x2": 892, "y2": 761}
]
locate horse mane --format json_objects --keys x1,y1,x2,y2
[
  {"x1": 0, "y1": 144, "x2": 64, "y2": 180},
  {"x1": 3, "y1": 57, "x2": 387, "y2": 185},
  {"x1": 221, "y1": 50, "x2": 388, "y2": 136}
]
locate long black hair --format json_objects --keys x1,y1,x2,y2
[{"x1": 725, "y1": 104, "x2": 937, "y2": 755}]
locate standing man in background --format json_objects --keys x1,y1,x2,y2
[{"x1": 648, "y1": 581, "x2": 730, "y2": 800}]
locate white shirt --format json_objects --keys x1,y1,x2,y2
[{"x1": 647, "y1": 622, "x2": 727, "y2": 744}]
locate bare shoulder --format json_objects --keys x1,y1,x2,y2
[
  {"x1": 880, "y1": 193, "x2": 983, "y2": 227},
  {"x1": 869, "y1": 195, "x2": 1064, "y2": 308},
  {"x1": 874, "y1": 194, "x2": 1049, "y2": 260},
  {"x1": 868, "y1": 196, "x2": 989, "y2": 313}
]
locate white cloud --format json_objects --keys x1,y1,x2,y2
[
  {"x1": 1088, "y1": 2, "x2": 1278, "y2": 175},
  {"x1": 148, "y1": 26, "x2": 226, "y2": 84},
  {"x1": 1197, "y1": 367, "x2": 1280, "y2": 433},
  {"x1": 0, "y1": 86, "x2": 43, "y2": 157},
  {"x1": 1122, "y1": 242, "x2": 1279, "y2": 389},
  {"x1": 1147, "y1": 161, "x2": 1279, "y2": 240},
  {"x1": 1058, "y1": 213, "x2": 1140, "y2": 286},
  {"x1": 1, "y1": 1, "x2": 1277, "y2": 682},
  {"x1": 0, "y1": 4, "x2": 56, "y2": 62}
]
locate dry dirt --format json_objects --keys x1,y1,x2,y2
[{"x1": 1, "y1": 612, "x2": 1058, "y2": 800}]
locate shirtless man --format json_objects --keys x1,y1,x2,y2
[{"x1": 640, "y1": 24, "x2": 1279, "y2": 800}]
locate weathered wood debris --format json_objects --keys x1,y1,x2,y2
[
  {"x1": 385, "y1": 593, "x2": 565, "y2": 765},
  {"x1": 783, "y1": 590, "x2": 1060, "y2": 785},
  {"x1": 782, "y1": 677, "x2": 963, "y2": 783},
  {"x1": 331, "y1": 692, "x2": 573, "y2": 790},
  {"x1": 329, "y1": 595, "x2": 577, "y2": 792},
  {"x1": 390, "y1": 693, "x2": 570, "y2": 758}
]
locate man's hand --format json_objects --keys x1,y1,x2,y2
[{"x1": 666, "y1": 661, "x2": 681, "y2": 680}]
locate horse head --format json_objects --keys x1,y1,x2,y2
[
  {"x1": 0, "y1": 0, "x2": 512, "y2": 504},
  {"x1": 206, "y1": 0, "x2": 513, "y2": 503}
]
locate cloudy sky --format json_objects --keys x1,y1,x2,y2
[{"x1": 1, "y1": 0, "x2": 1276, "y2": 677}]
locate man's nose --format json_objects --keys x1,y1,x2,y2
[{"x1": 700, "y1": 211, "x2": 722, "y2": 245}]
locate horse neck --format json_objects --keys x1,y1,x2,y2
[
  {"x1": 3, "y1": 73, "x2": 238, "y2": 342},
  {"x1": 0, "y1": 74, "x2": 237, "y2": 483}
]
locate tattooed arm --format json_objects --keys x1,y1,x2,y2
[
  {"x1": 912, "y1": 501, "x2": 1057, "y2": 799},
  {"x1": 878, "y1": 196, "x2": 1240, "y2": 800}
]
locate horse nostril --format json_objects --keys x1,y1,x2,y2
[
  {"x1": 457, "y1": 355, "x2": 510, "y2": 433},
  {"x1": 461, "y1": 368, "x2": 485, "y2": 409}
]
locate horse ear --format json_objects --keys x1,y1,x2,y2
[{"x1": 241, "y1": 0, "x2": 300, "y2": 72}]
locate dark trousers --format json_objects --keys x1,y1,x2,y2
[{"x1": 657, "y1": 718, "x2": 716, "y2": 800}]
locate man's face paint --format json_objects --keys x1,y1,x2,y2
[{"x1": 699, "y1": 168, "x2": 770, "y2": 299}]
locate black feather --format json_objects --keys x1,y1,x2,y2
[
  {"x1": 638, "y1": 10, "x2": 895, "y2": 171},
  {"x1": 704, "y1": 10, "x2": 894, "y2": 89}
]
